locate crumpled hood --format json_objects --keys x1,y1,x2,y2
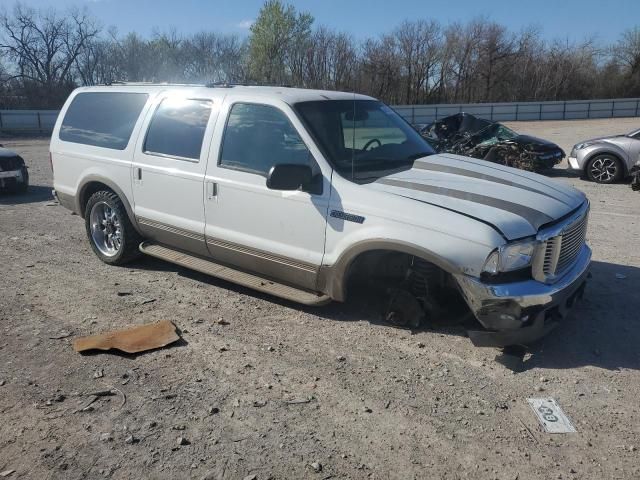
[
  {"x1": 512, "y1": 134, "x2": 562, "y2": 152},
  {"x1": 366, "y1": 153, "x2": 586, "y2": 240}
]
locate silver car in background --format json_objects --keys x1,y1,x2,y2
[{"x1": 568, "y1": 128, "x2": 640, "y2": 183}]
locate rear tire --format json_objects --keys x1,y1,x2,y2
[
  {"x1": 84, "y1": 190, "x2": 142, "y2": 265},
  {"x1": 586, "y1": 154, "x2": 623, "y2": 184}
]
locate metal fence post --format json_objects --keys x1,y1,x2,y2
[
  {"x1": 587, "y1": 102, "x2": 591, "y2": 119},
  {"x1": 563, "y1": 101, "x2": 567, "y2": 120},
  {"x1": 490, "y1": 105, "x2": 494, "y2": 121},
  {"x1": 636, "y1": 99, "x2": 640, "y2": 117},
  {"x1": 515, "y1": 104, "x2": 518, "y2": 121},
  {"x1": 435, "y1": 105, "x2": 438, "y2": 121},
  {"x1": 37, "y1": 111, "x2": 42, "y2": 133},
  {"x1": 411, "y1": 106, "x2": 415, "y2": 125},
  {"x1": 611, "y1": 101, "x2": 615, "y2": 118},
  {"x1": 0, "y1": 111, "x2": 3, "y2": 130},
  {"x1": 539, "y1": 103, "x2": 542, "y2": 121}
]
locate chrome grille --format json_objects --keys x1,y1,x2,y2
[{"x1": 533, "y1": 205, "x2": 589, "y2": 283}]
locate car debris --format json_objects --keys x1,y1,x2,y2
[
  {"x1": 0, "y1": 144, "x2": 29, "y2": 193},
  {"x1": 419, "y1": 113, "x2": 564, "y2": 172},
  {"x1": 631, "y1": 164, "x2": 640, "y2": 191},
  {"x1": 527, "y1": 398, "x2": 576, "y2": 433},
  {"x1": 73, "y1": 320, "x2": 180, "y2": 354}
]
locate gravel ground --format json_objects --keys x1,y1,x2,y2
[{"x1": 1, "y1": 117, "x2": 639, "y2": 480}]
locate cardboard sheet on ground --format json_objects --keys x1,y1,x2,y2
[{"x1": 73, "y1": 320, "x2": 179, "y2": 354}]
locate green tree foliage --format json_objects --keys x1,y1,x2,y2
[{"x1": 248, "y1": 0, "x2": 313, "y2": 85}]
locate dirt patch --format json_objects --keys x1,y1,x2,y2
[{"x1": 1, "y1": 122, "x2": 640, "y2": 479}]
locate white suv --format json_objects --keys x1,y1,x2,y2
[{"x1": 50, "y1": 84, "x2": 591, "y2": 347}]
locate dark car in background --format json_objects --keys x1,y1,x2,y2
[
  {"x1": 418, "y1": 113, "x2": 564, "y2": 173},
  {"x1": 0, "y1": 145, "x2": 29, "y2": 193}
]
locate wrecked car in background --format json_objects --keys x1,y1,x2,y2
[
  {"x1": 567, "y1": 128, "x2": 640, "y2": 184},
  {"x1": 0, "y1": 144, "x2": 29, "y2": 193},
  {"x1": 631, "y1": 164, "x2": 640, "y2": 191},
  {"x1": 419, "y1": 113, "x2": 564, "y2": 173}
]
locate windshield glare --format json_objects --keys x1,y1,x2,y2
[{"x1": 295, "y1": 100, "x2": 435, "y2": 180}]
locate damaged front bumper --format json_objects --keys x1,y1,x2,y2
[{"x1": 454, "y1": 244, "x2": 591, "y2": 347}]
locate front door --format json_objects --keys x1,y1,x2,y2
[
  {"x1": 132, "y1": 94, "x2": 219, "y2": 257},
  {"x1": 203, "y1": 99, "x2": 331, "y2": 290}
]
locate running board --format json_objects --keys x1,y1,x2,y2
[{"x1": 139, "y1": 242, "x2": 331, "y2": 306}]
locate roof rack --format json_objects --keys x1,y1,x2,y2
[
  {"x1": 102, "y1": 81, "x2": 206, "y2": 87},
  {"x1": 100, "y1": 81, "x2": 297, "y2": 89}
]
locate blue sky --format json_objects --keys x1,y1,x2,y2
[{"x1": 15, "y1": 0, "x2": 640, "y2": 44}]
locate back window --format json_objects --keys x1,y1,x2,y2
[
  {"x1": 144, "y1": 98, "x2": 212, "y2": 160},
  {"x1": 60, "y1": 92, "x2": 148, "y2": 150}
]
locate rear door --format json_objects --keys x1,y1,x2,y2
[
  {"x1": 203, "y1": 98, "x2": 331, "y2": 290},
  {"x1": 131, "y1": 94, "x2": 219, "y2": 257}
]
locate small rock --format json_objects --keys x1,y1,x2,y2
[
  {"x1": 100, "y1": 432, "x2": 113, "y2": 442},
  {"x1": 629, "y1": 445, "x2": 637, "y2": 452},
  {"x1": 266, "y1": 346, "x2": 275, "y2": 352},
  {"x1": 149, "y1": 421, "x2": 157, "y2": 428},
  {"x1": 253, "y1": 400, "x2": 267, "y2": 407},
  {"x1": 417, "y1": 342, "x2": 426, "y2": 348},
  {"x1": 208, "y1": 407, "x2": 220, "y2": 415},
  {"x1": 124, "y1": 435, "x2": 136, "y2": 444},
  {"x1": 539, "y1": 376, "x2": 548, "y2": 383},
  {"x1": 535, "y1": 386, "x2": 545, "y2": 392},
  {"x1": 336, "y1": 355, "x2": 346, "y2": 362},
  {"x1": 363, "y1": 406, "x2": 372, "y2": 413},
  {"x1": 177, "y1": 436, "x2": 190, "y2": 446},
  {"x1": 219, "y1": 346, "x2": 228, "y2": 352},
  {"x1": 0, "y1": 470, "x2": 16, "y2": 477},
  {"x1": 0, "y1": 380, "x2": 5, "y2": 386},
  {"x1": 310, "y1": 462, "x2": 322, "y2": 472},
  {"x1": 216, "y1": 317, "x2": 229, "y2": 325},
  {"x1": 53, "y1": 394, "x2": 65, "y2": 402},
  {"x1": 242, "y1": 475, "x2": 257, "y2": 480},
  {"x1": 93, "y1": 369, "x2": 104, "y2": 379}
]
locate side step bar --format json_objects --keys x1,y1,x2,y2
[{"x1": 139, "y1": 242, "x2": 331, "y2": 306}]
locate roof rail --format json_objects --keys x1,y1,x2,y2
[{"x1": 102, "y1": 81, "x2": 206, "y2": 87}]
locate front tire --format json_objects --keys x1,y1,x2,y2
[
  {"x1": 586, "y1": 154, "x2": 623, "y2": 184},
  {"x1": 84, "y1": 190, "x2": 142, "y2": 265}
]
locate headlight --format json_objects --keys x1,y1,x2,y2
[
  {"x1": 574, "y1": 142, "x2": 593, "y2": 150},
  {"x1": 482, "y1": 239, "x2": 537, "y2": 274}
]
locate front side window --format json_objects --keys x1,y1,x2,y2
[
  {"x1": 60, "y1": 92, "x2": 148, "y2": 150},
  {"x1": 144, "y1": 98, "x2": 212, "y2": 160},
  {"x1": 295, "y1": 100, "x2": 435, "y2": 181},
  {"x1": 220, "y1": 103, "x2": 310, "y2": 175}
]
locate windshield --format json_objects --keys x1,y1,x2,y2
[{"x1": 294, "y1": 100, "x2": 435, "y2": 180}]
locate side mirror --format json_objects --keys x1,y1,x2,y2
[{"x1": 266, "y1": 164, "x2": 313, "y2": 191}]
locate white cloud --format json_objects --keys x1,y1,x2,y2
[{"x1": 237, "y1": 19, "x2": 253, "y2": 29}]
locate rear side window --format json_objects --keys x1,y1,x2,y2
[
  {"x1": 144, "y1": 98, "x2": 212, "y2": 160},
  {"x1": 220, "y1": 103, "x2": 310, "y2": 175},
  {"x1": 60, "y1": 92, "x2": 148, "y2": 150}
]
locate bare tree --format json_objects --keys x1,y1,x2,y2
[{"x1": 0, "y1": 2, "x2": 100, "y2": 106}]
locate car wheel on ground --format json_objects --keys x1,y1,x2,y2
[
  {"x1": 586, "y1": 154, "x2": 623, "y2": 184},
  {"x1": 15, "y1": 165, "x2": 29, "y2": 193},
  {"x1": 84, "y1": 190, "x2": 142, "y2": 265}
]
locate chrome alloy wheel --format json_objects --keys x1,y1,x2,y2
[
  {"x1": 90, "y1": 201, "x2": 122, "y2": 257},
  {"x1": 590, "y1": 157, "x2": 618, "y2": 182}
]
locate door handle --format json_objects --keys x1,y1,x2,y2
[
  {"x1": 206, "y1": 181, "x2": 217, "y2": 200},
  {"x1": 135, "y1": 167, "x2": 142, "y2": 181}
]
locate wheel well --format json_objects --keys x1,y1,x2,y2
[
  {"x1": 79, "y1": 181, "x2": 114, "y2": 217},
  {"x1": 344, "y1": 249, "x2": 454, "y2": 299}
]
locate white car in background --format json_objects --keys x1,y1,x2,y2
[{"x1": 50, "y1": 84, "x2": 592, "y2": 347}]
